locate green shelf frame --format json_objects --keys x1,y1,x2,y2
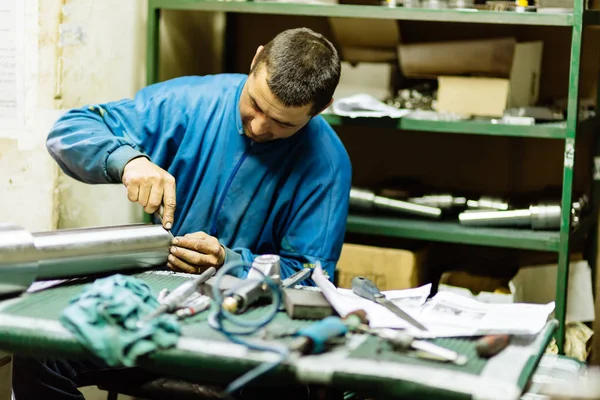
[
  {"x1": 150, "y1": 0, "x2": 600, "y2": 26},
  {"x1": 346, "y1": 214, "x2": 562, "y2": 251},
  {"x1": 323, "y1": 114, "x2": 600, "y2": 139},
  {"x1": 147, "y1": 0, "x2": 600, "y2": 354}
]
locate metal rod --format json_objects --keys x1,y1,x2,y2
[
  {"x1": 350, "y1": 188, "x2": 442, "y2": 219},
  {"x1": 33, "y1": 224, "x2": 173, "y2": 280},
  {"x1": 0, "y1": 223, "x2": 172, "y2": 297}
]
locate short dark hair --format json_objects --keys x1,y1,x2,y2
[{"x1": 250, "y1": 28, "x2": 341, "y2": 116}]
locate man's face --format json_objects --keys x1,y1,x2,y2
[{"x1": 239, "y1": 66, "x2": 313, "y2": 143}]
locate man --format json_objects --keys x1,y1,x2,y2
[{"x1": 13, "y1": 27, "x2": 351, "y2": 399}]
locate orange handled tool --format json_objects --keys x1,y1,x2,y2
[{"x1": 475, "y1": 334, "x2": 511, "y2": 358}]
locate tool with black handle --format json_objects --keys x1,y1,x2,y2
[{"x1": 351, "y1": 276, "x2": 428, "y2": 332}]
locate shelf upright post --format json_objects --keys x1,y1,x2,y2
[{"x1": 555, "y1": 0, "x2": 585, "y2": 354}]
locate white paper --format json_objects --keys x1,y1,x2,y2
[
  {"x1": 313, "y1": 266, "x2": 554, "y2": 338},
  {"x1": 0, "y1": 0, "x2": 24, "y2": 127},
  {"x1": 332, "y1": 94, "x2": 412, "y2": 119},
  {"x1": 26, "y1": 278, "x2": 83, "y2": 293}
]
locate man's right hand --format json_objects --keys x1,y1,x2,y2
[{"x1": 122, "y1": 157, "x2": 176, "y2": 230}]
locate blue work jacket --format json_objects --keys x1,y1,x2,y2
[{"x1": 46, "y1": 74, "x2": 352, "y2": 283}]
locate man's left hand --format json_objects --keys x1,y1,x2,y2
[{"x1": 168, "y1": 231, "x2": 225, "y2": 274}]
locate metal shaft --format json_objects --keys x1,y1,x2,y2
[
  {"x1": 458, "y1": 205, "x2": 562, "y2": 229},
  {"x1": 0, "y1": 223, "x2": 172, "y2": 297},
  {"x1": 350, "y1": 188, "x2": 442, "y2": 219},
  {"x1": 33, "y1": 224, "x2": 173, "y2": 279}
]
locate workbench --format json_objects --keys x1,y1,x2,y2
[{"x1": 0, "y1": 270, "x2": 556, "y2": 400}]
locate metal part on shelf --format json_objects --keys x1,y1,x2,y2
[
  {"x1": 350, "y1": 188, "x2": 442, "y2": 219},
  {"x1": 466, "y1": 196, "x2": 510, "y2": 211},
  {"x1": 459, "y1": 198, "x2": 587, "y2": 230},
  {"x1": 407, "y1": 194, "x2": 467, "y2": 210},
  {"x1": 0, "y1": 223, "x2": 172, "y2": 297}
]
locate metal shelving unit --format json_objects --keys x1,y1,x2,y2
[{"x1": 147, "y1": 0, "x2": 600, "y2": 353}]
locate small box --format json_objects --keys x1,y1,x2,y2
[
  {"x1": 436, "y1": 41, "x2": 544, "y2": 117},
  {"x1": 335, "y1": 243, "x2": 427, "y2": 291}
]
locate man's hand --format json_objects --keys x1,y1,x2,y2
[
  {"x1": 122, "y1": 157, "x2": 176, "y2": 230},
  {"x1": 168, "y1": 231, "x2": 226, "y2": 274}
]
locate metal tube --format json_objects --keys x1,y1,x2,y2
[
  {"x1": 373, "y1": 196, "x2": 442, "y2": 218},
  {"x1": 458, "y1": 209, "x2": 532, "y2": 227},
  {"x1": 0, "y1": 224, "x2": 38, "y2": 296},
  {"x1": 0, "y1": 223, "x2": 172, "y2": 297},
  {"x1": 350, "y1": 188, "x2": 442, "y2": 219},
  {"x1": 33, "y1": 224, "x2": 173, "y2": 280}
]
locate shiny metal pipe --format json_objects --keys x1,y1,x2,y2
[
  {"x1": 0, "y1": 224, "x2": 38, "y2": 296},
  {"x1": 33, "y1": 224, "x2": 173, "y2": 280},
  {"x1": 0, "y1": 223, "x2": 172, "y2": 297},
  {"x1": 408, "y1": 194, "x2": 467, "y2": 210},
  {"x1": 350, "y1": 188, "x2": 442, "y2": 219},
  {"x1": 458, "y1": 205, "x2": 562, "y2": 230}
]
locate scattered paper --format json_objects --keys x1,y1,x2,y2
[
  {"x1": 26, "y1": 278, "x2": 84, "y2": 293},
  {"x1": 313, "y1": 266, "x2": 554, "y2": 338},
  {"x1": 332, "y1": 94, "x2": 411, "y2": 119}
]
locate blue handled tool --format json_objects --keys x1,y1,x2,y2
[{"x1": 290, "y1": 316, "x2": 349, "y2": 354}]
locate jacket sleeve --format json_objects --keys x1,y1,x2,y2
[
  {"x1": 46, "y1": 79, "x2": 191, "y2": 184},
  {"x1": 223, "y1": 147, "x2": 352, "y2": 285}
]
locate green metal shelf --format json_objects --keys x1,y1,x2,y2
[
  {"x1": 323, "y1": 114, "x2": 569, "y2": 139},
  {"x1": 346, "y1": 214, "x2": 561, "y2": 252},
  {"x1": 147, "y1": 0, "x2": 598, "y2": 355},
  {"x1": 151, "y1": 0, "x2": 577, "y2": 26}
]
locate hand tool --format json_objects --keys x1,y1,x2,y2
[
  {"x1": 375, "y1": 328, "x2": 468, "y2": 366},
  {"x1": 281, "y1": 268, "x2": 313, "y2": 288},
  {"x1": 138, "y1": 266, "x2": 216, "y2": 325},
  {"x1": 0, "y1": 223, "x2": 172, "y2": 297},
  {"x1": 222, "y1": 256, "x2": 312, "y2": 314},
  {"x1": 289, "y1": 316, "x2": 350, "y2": 355},
  {"x1": 349, "y1": 187, "x2": 442, "y2": 219},
  {"x1": 475, "y1": 334, "x2": 510, "y2": 358},
  {"x1": 175, "y1": 295, "x2": 212, "y2": 320},
  {"x1": 351, "y1": 276, "x2": 428, "y2": 331},
  {"x1": 283, "y1": 287, "x2": 334, "y2": 320}
]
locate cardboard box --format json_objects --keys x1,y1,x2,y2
[
  {"x1": 335, "y1": 243, "x2": 427, "y2": 291},
  {"x1": 328, "y1": 18, "x2": 399, "y2": 63},
  {"x1": 436, "y1": 41, "x2": 544, "y2": 117},
  {"x1": 398, "y1": 38, "x2": 516, "y2": 80}
]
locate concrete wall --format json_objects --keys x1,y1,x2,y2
[
  {"x1": 0, "y1": 0, "x2": 60, "y2": 233},
  {"x1": 54, "y1": 0, "x2": 147, "y2": 229}
]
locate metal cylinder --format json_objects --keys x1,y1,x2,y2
[
  {"x1": 0, "y1": 223, "x2": 172, "y2": 297},
  {"x1": 459, "y1": 204, "x2": 563, "y2": 230},
  {"x1": 408, "y1": 194, "x2": 467, "y2": 210},
  {"x1": 33, "y1": 224, "x2": 173, "y2": 280},
  {"x1": 372, "y1": 196, "x2": 442, "y2": 218},
  {"x1": 466, "y1": 196, "x2": 509, "y2": 211},
  {"x1": 350, "y1": 187, "x2": 442, "y2": 219},
  {"x1": 349, "y1": 188, "x2": 376, "y2": 211},
  {"x1": 0, "y1": 224, "x2": 38, "y2": 296},
  {"x1": 458, "y1": 209, "x2": 532, "y2": 227},
  {"x1": 530, "y1": 205, "x2": 561, "y2": 230}
]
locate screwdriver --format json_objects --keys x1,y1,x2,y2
[
  {"x1": 377, "y1": 328, "x2": 468, "y2": 365},
  {"x1": 138, "y1": 267, "x2": 216, "y2": 326},
  {"x1": 475, "y1": 334, "x2": 511, "y2": 358}
]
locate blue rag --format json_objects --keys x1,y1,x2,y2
[{"x1": 60, "y1": 274, "x2": 181, "y2": 367}]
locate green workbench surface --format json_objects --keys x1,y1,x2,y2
[{"x1": 0, "y1": 271, "x2": 557, "y2": 400}]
